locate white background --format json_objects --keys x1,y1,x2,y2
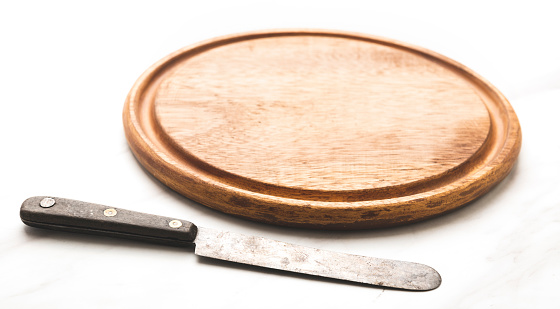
[{"x1": 1, "y1": 1, "x2": 559, "y2": 308}]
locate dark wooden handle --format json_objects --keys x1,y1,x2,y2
[{"x1": 20, "y1": 196, "x2": 198, "y2": 246}]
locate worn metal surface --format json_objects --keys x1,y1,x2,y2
[
  {"x1": 39, "y1": 197, "x2": 56, "y2": 208},
  {"x1": 194, "y1": 227, "x2": 441, "y2": 290}
]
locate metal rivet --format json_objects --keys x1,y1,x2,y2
[
  {"x1": 40, "y1": 197, "x2": 56, "y2": 208},
  {"x1": 169, "y1": 220, "x2": 182, "y2": 228},
  {"x1": 104, "y1": 208, "x2": 117, "y2": 217}
]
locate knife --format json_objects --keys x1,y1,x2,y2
[{"x1": 20, "y1": 196, "x2": 441, "y2": 291}]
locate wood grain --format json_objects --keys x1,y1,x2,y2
[{"x1": 123, "y1": 29, "x2": 521, "y2": 229}]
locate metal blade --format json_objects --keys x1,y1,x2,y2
[{"x1": 194, "y1": 227, "x2": 441, "y2": 291}]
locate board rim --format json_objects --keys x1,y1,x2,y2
[{"x1": 123, "y1": 29, "x2": 521, "y2": 229}]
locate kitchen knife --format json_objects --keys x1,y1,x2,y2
[{"x1": 20, "y1": 196, "x2": 441, "y2": 291}]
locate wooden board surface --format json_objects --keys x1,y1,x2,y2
[{"x1": 123, "y1": 29, "x2": 521, "y2": 229}]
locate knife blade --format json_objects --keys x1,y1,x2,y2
[{"x1": 20, "y1": 196, "x2": 441, "y2": 291}]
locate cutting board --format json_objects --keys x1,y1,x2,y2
[{"x1": 123, "y1": 29, "x2": 521, "y2": 229}]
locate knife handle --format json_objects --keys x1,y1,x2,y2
[{"x1": 20, "y1": 196, "x2": 198, "y2": 247}]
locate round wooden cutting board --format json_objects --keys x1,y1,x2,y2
[{"x1": 123, "y1": 29, "x2": 521, "y2": 229}]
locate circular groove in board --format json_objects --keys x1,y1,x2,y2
[{"x1": 123, "y1": 29, "x2": 521, "y2": 229}]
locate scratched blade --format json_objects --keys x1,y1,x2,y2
[{"x1": 194, "y1": 227, "x2": 441, "y2": 291}]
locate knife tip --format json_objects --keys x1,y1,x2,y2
[{"x1": 412, "y1": 266, "x2": 442, "y2": 291}]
